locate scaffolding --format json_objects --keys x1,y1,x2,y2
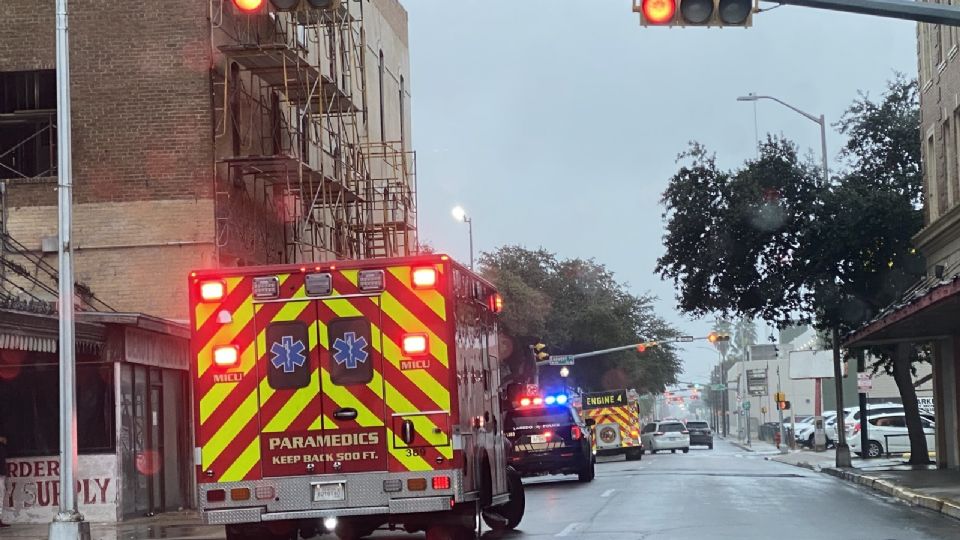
[{"x1": 213, "y1": 0, "x2": 417, "y2": 265}]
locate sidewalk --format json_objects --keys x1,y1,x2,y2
[
  {"x1": 768, "y1": 447, "x2": 960, "y2": 523},
  {"x1": 0, "y1": 511, "x2": 224, "y2": 540}
]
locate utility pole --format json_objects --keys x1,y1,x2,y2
[
  {"x1": 776, "y1": 365, "x2": 785, "y2": 452},
  {"x1": 49, "y1": 0, "x2": 90, "y2": 538},
  {"x1": 858, "y1": 349, "x2": 870, "y2": 459},
  {"x1": 833, "y1": 328, "x2": 853, "y2": 467}
]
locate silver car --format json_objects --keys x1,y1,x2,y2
[{"x1": 641, "y1": 421, "x2": 690, "y2": 454}]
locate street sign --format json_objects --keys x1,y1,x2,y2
[
  {"x1": 548, "y1": 355, "x2": 575, "y2": 366},
  {"x1": 711, "y1": 384, "x2": 727, "y2": 391},
  {"x1": 857, "y1": 372, "x2": 873, "y2": 393},
  {"x1": 750, "y1": 344, "x2": 779, "y2": 361},
  {"x1": 747, "y1": 368, "x2": 768, "y2": 396},
  {"x1": 743, "y1": 401, "x2": 751, "y2": 410}
]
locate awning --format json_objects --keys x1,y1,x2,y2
[
  {"x1": 844, "y1": 275, "x2": 960, "y2": 347},
  {"x1": 0, "y1": 308, "x2": 105, "y2": 353}
]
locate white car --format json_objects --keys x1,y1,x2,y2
[
  {"x1": 797, "y1": 412, "x2": 837, "y2": 447},
  {"x1": 841, "y1": 403, "x2": 905, "y2": 436},
  {"x1": 849, "y1": 413, "x2": 936, "y2": 457},
  {"x1": 641, "y1": 421, "x2": 690, "y2": 454}
]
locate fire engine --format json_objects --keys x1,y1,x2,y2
[
  {"x1": 188, "y1": 255, "x2": 524, "y2": 540},
  {"x1": 576, "y1": 389, "x2": 643, "y2": 461}
]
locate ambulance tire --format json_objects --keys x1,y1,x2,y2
[
  {"x1": 625, "y1": 448, "x2": 643, "y2": 461},
  {"x1": 334, "y1": 520, "x2": 378, "y2": 540},
  {"x1": 225, "y1": 523, "x2": 296, "y2": 540},
  {"x1": 483, "y1": 468, "x2": 525, "y2": 531}
]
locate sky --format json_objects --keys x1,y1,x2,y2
[{"x1": 402, "y1": 1, "x2": 918, "y2": 385}]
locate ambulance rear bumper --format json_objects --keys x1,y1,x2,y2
[
  {"x1": 199, "y1": 470, "x2": 466, "y2": 525},
  {"x1": 205, "y1": 496, "x2": 453, "y2": 525}
]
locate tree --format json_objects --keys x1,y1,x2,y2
[
  {"x1": 480, "y1": 246, "x2": 682, "y2": 395},
  {"x1": 657, "y1": 76, "x2": 928, "y2": 463}
]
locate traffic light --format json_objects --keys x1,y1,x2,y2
[
  {"x1": 777, "y1": 400, "x2": 791, "y2": 411},
  {"x1": 707, "y1": 331, "x2": 731, "y2": 344},
  {"x1": 233, "y1": 0, "x2": 341, "y2": 14},
  {"x1": 532, "y1": 342, "x2": 549, "y2": 362},
  {"x1": 634, "y1": 0, "x2": 754, "y2": 27}
]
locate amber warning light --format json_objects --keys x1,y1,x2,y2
[
  {"x1": 402, "y1": 334, "x2": 429, "y2": 356},
  {"x1": 233, "y1": 0, "x2": 265, "y2": 12}
]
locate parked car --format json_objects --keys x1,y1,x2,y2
[
  {"x1": 848, "y1": 413, "x2": 936, "y2": 457},
  {"x1": 797, "y1": 411, "x2": 837, "y2": 447},
  {"x1": 640, "y1": 420, "x2": 690, "y2": 454},
  {"x1": 685, "y1": 420, "x2": 713, "y2": 449}
]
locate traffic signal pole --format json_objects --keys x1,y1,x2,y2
[{"x1": 767, "y1": 0, "x2": 960, "y2": 25}]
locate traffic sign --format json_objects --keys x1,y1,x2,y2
[
  {"x1": 548, "y1": 355, "x2": 575, "y2": 366},
  {"x1": 711, "y1": 383, "x2": 727, "y2": 391},
  {"x1": 743, "y1": 401, "x2": 751, "y2": 410},
  {"x1": 857, "y1": 372, "x2": 872, "y2": 393}
]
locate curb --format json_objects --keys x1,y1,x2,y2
[{"x1": 822, "y1": 467, "x2": 960, "y2": 523}]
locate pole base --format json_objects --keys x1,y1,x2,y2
[
  {"x1": 835, "y1": 443, "x2": 853, "y2": 468},
  {"x1": 49, "y1": 518, "x2": 91, "y2": 540}
]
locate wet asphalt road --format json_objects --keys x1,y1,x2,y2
[{"x1": 78, "y1": 439, "x2": 960, "y2": 540}]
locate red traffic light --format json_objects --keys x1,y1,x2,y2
[
  {"x1": 233, "y1": 0, "x2": 265, "y2": 12},
  {"x1": 641, "y1": 0, "x2": 677, "y2": 24}
]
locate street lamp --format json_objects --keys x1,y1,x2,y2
[
  {"x1": 736, "y1": 93, "x2": 829, "y2": 186},
  {"x1": 559, "y1": 366, "x2": 570, "y2": 378},
  {"x1": 451, "y1": 205, "x2": 474, "y2": 270},
  {"x1": 737, "y1": 94, "x2": 849, "y2": 465}
]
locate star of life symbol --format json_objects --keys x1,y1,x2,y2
[
  {"x1": 270, "y1": 336, "x2": 307, "y2": 373},
  {"x1": 333, "y1": 332, "x2": 369, "y2": 370}
]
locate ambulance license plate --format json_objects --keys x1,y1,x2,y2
[
  {"x1": 530, "y1": 435, "x2": 547, "y2": 444},
  {"x1": 312, "y1": 482, "x2": 345, "y2": 502}
]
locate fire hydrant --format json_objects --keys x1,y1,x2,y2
[{"x1": 774, "y1": 430, "x2": 781, "y2": 449}]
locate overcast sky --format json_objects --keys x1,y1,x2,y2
[{"x1": 403, "y1": 1, "x2": 917, "y2": 384}]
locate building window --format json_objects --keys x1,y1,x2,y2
[
  {"x1": 399, "y1": 75, "x2": 406, "y2": 151},
  {"x1": 0, "y1": 70, "x2": 57, "y2": 179},
  {"x1": 928, "y1": 131, "x2": 940, "y2": 220},
  {"x1": 378, "y1": 50, "x2": 386, "y2": 143},
  {"x1": 945, "y1": 119, "x2": 956, "y2": 207}
]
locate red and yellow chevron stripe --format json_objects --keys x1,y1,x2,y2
[
  {"x1": 583, "y1": 404, "x2": 641, "y2": 448},
  {"x1": 190, "y1": 261, "x2": 456, "y2": 484}
]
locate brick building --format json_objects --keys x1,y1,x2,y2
[{"x1": 0, "y1": 0, "x2": 417, "y2": 321}]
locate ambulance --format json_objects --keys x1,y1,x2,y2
[
  {"x1": 577, "y1": 389, "x2": 644, "y2": 461},
  {"x1": 188, "y1": 255, "x2": 524, "y2": 540}
]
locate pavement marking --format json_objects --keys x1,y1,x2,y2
[
  {"x1": 556, "y1": 522, "x2": 584, "y2": 537},
  {"x1": 601, "y1": 489, "x2": 616, "y2": 497}
]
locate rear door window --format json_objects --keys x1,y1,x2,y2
[
  {"x1": 687, "y1": 421, "x2": 708, "y2": 429},
  {"x1": 505, "y1": 408, "x2": 573, "y2": 431},
  {"x1": 265, "y1": 320, "x2": 311, "y2": 390},
  {"x1": 327, "y1": 317, "x2": 374, "y2": 386},
  {"x1": 661, "y1": 423, "x2": 685, "y2": 432}
]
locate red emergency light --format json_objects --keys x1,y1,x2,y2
[
  {"x1": 402, "y1": 334, "x2": 429, "y2": 356},
  {"x1": 199, "y1": 280, "x2": 226, "y2": 302},
  {"x1": 411, "y1": 267, "x2": 438, "y2": 289},
  {"x1": 213, "y1": 345, "x2": 240, "y2": 367}
]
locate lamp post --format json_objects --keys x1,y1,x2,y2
[
  {"x1": 451, "y1": 205, "x2": 474, "y2": 270},
  {"x1": 559, "y1": 366, "x2": 570, "y2": 393},
  {"x1": 736, "y1": 94, "x2": 851, "y2": 467},
  {"x1": 50, "y1": 0, "x2": 90, "y2": 538}
]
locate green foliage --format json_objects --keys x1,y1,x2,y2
[
  {"x1": 657, "y1": 76, "x2": 924, "y2": 336},
  {"x1": 480, "y1": 246, "x2": 682, "y2": 394}
]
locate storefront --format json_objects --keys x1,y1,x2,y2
[{"x1": 0, "y1": 309, "x2": 194, "y2": 523}]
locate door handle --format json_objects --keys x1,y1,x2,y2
[
  {"x1": 333, "y1": 407, "x2": 358, "y2": 421},
  {"x1": 401, "y1": 419, "x2": 416, "y2": 445}
]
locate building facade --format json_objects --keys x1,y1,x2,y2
[
  {"x1": 0, "y1": 0, "x2": 417, "y2": 321},
  {"x1": 845, "y1": 19, "x2": 960, "y2": 470}
]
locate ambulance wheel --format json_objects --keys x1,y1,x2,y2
[
  {"x1": 626, "y1": 448, "x2": 643, "y2": 461},
  {"x1": 334, "y1": 520, "x2": 377, "y2": 540},
  {"x1": 483, "y1": 467, "x2": 525, "y2": 530},
  {"x1": 682, "y1": 447, "x2": 689, "y2": 454}
]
